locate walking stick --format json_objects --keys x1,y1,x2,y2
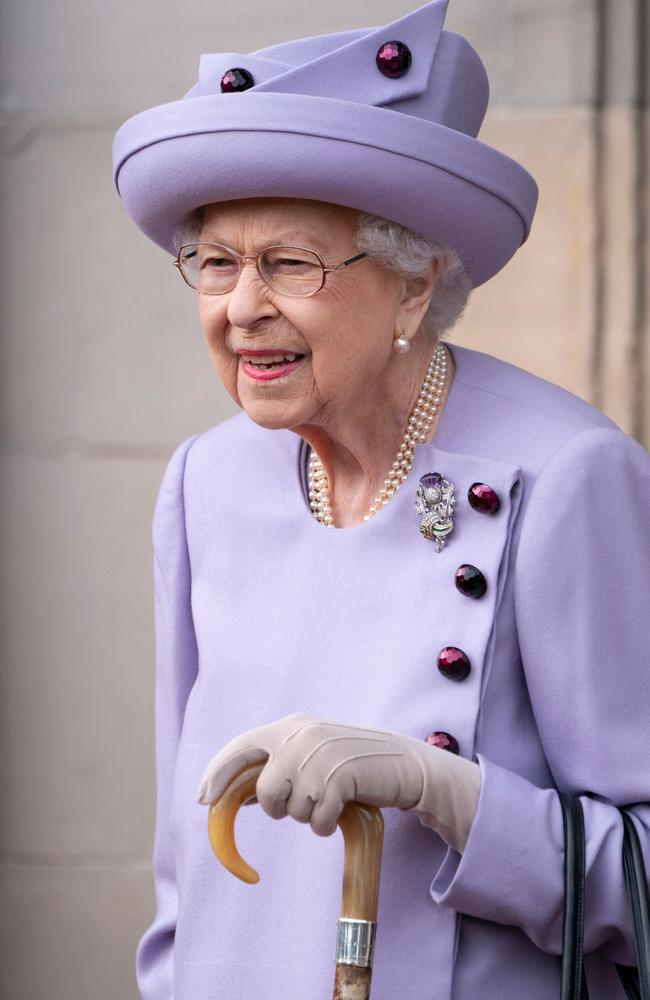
[{"x1": 207, "y1": 759, "x2": 385, "y2": 1000}]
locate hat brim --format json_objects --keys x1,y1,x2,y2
[{"x1": 112, "y1": 92, "x2": 538, "y2": 288}]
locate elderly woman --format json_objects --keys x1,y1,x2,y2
[{"x1": 112, "y1": 2, "x2": 650, "y2": 998}]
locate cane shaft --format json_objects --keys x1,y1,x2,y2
[
  {"x1": 332, "y1": 801, "x2": 384, "y2": 1000},
  {"x1": 333, "y1": 963, "x2": 372, "y2": 999}
]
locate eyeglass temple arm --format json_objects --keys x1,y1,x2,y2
[
  {"x1": 326, "y1": 252, "x2": 367, "y2": 272},
  {"x1": 173, "y1": 249, "x2": 198, "y2": 265}
]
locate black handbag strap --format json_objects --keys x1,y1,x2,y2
[
  {"x1": 560, "y1": 793, "x2": 649, "y2": 1000},
  {"x1": 617, "y1": 809, "x2": 650, "y2": 998},
  {"x1": 560, "y1": 791, "x2": 590, "y2": 999}
]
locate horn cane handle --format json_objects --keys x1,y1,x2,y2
[{"x1": 207, "y1": 760, "x2": 385, "y2": 999}]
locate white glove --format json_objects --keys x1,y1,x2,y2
[{"x1": 197, "y1": 710, "x2": 481, "y2": 853}]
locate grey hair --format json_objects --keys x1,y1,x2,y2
[
  {"x1": 170, "y1": 205, "x2": 472, "y2": 340},
  {"x1": 171, "y1": 209, "x2": 204, "y2": 256},
  {"x1": 353, "y1": 211, "x2": 472, "y2": 340}
]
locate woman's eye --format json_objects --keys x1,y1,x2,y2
[
  {"x1": 276, "y1": 258, "x2": 319, "y2": 270},
  {"x1": 204, "y1": 257, "x2": 230, "y2": 268}
]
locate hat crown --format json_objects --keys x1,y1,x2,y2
[
  {"x1": 184, "y1": 0, "x2": 489, "y2": 139},
  {"x1": 112, "y1": 0, "x2": 539, "y2": 289}
]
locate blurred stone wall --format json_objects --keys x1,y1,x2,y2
[{"x1": 0, "y1": 1, "x2": 647, "y2": 997}]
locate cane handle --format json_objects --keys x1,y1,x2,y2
[
  {"x1": 207, "y1": 761, "x2": 263, "y2": 883},
  {"x1": 207, "y1": 760, "x2": 384, "y2": 917}
]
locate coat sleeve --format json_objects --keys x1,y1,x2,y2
[
  {"x1": 427, "y1": 425, "x2": 650, "y2": 966},
  {"x1": 135, "y1": 433, "x2": 201, "y2": 1000}
]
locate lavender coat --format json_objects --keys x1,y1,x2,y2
[{"x1": 136, "y1": 342, "x2": 650, "y2": 999}]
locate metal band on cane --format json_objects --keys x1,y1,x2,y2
[{"x1": 336, "y1": 917, "x2": 377, "y2": 967}]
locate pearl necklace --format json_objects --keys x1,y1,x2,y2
[{"x1": 308, "y1": 341, "x2": 449, "y2": 527}]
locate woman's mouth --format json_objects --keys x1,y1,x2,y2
[{"x1": 239, "y1": 352, "x2": 307, "y2": 382}]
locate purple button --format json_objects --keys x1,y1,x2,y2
[
  {"x1": 468, "y1": 482, "x2": 501, "y2": 514},
  {"x1": 437, "y1": 646, "x2": 471, "y2": 681},
  {"x1": 425, "y1": 731, "x2": 460, "y2": 754},
  {"x1": 455, "y1": 564, "x2": 487, "y2": 598}
]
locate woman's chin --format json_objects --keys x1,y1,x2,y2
[{"x1": 240, "y1": 399, "x2": 306, "y2": 431}]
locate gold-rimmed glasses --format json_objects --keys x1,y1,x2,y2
[{"x1": 173, "y1": 242, "x2": 368, "y2": 297}]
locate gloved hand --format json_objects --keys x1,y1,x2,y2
[{"x1": 196, "y1": 710, "x2": 481, "y2": 853}]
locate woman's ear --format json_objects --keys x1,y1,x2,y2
[{"x1": 396, "y1": 258, "x2": 442, "y2": 341}]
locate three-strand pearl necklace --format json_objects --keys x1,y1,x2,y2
[{"x1": 308, "y1": 341, "x2": 449, "y2": 527}]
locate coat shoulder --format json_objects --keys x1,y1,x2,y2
[
  {"x1": 449, "y1": 342, "x2": 618, "y2": 434},
  {"x1": 177, "y1": 410, "x2": 297, "y2": 490},
  {"x1": 445, "y1": 343, "x2": 627, "y2": 474}
]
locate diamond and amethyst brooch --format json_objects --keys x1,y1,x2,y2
[{"x1": 415, "y1": 472, "x2": 456, "y2": 552}]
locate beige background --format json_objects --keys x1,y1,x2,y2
[{"x1": 1, "y1": 1, "x2": 648, "y2": 997}]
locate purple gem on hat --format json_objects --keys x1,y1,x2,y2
[
  {"x1": 376, "y1": 40, "x2": 412, "y2": 79},
  {"x1": 220, "y1": 68, "x2": 255, "y2": 93}
]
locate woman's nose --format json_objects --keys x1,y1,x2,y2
[{"x1": 225, "y1": 261, "x2": 279, "y2": 328}]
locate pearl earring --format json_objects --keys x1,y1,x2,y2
[{"x1": 393, "y1": 333, "x2": 411, "y2": 353}]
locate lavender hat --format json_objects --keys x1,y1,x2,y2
[{"x1": 112, "y1": 0, "x2": 538, "y2": 288}]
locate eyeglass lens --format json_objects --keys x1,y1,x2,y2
[{"x1": 178, "y1": 244, "x2": 325, "y2": 296}]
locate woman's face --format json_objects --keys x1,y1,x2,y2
[{"x1": 196, "y1": 197, "x2": 418, "y2": 431}]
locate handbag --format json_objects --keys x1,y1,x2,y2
[{"x1": 559, "y1": 791, "x2": 650, "y2": 1000}]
